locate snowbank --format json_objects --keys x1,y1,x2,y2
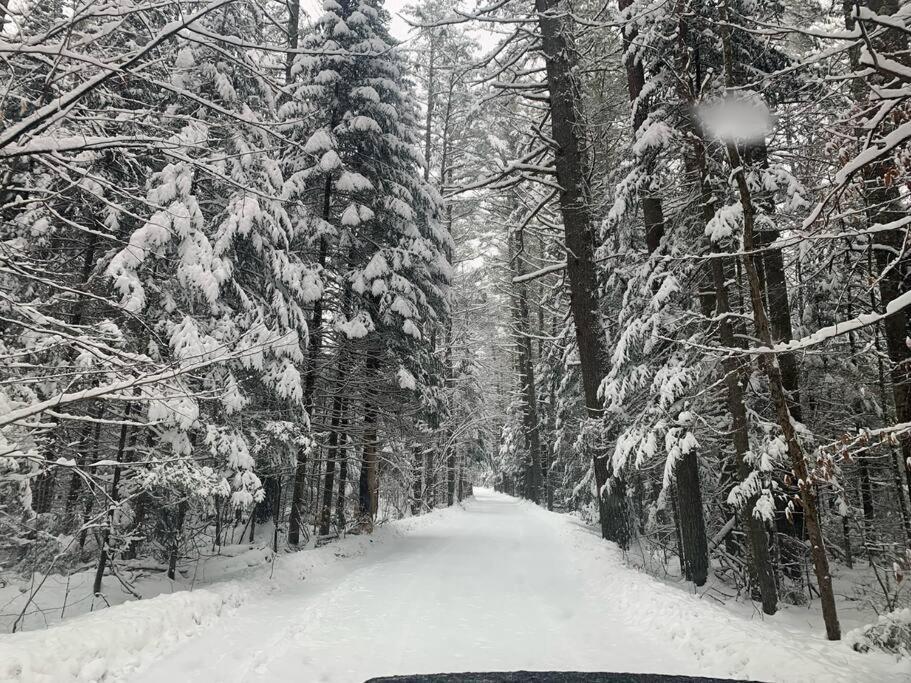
[
  {"x1": 0, "y1": 504, "x2": 468, "y2": 682},
  {"x1": 513, "y1": 494, "x2": 910, "y2": 683},
  {"x1": 847, "y1": 608, "x2": 911, "y2": 656},
  {"x1": 0, "y1": 583, "x2": 247, "y2": 682}
]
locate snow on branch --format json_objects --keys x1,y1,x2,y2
[{"x1": 511, "y1": 261, "x2": 565, "y2": 284}]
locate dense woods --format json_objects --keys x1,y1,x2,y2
[{"x1": 1, "y1": 0, "x2": 910, "y2": 650}]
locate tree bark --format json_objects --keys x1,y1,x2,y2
[
  {"x1": 846, "y1": 0, "x2": 911, "y2": 513},
  {"x1": 677, "y1": 60, "x2": 778, "y2": 608},
  {"x1": 357, "y1": 354, "x2": 381, "y2": 528},
  {"x1": 284, "y1": 0, "x2": 299, "y2": 86},
  {"x1": 618, "y1": 0, "x2": 666, "y2": 254},
  {"x1": 92, "y1": 402, "x2": 133, "y2": 595},
  {"x1": 710, "y1": 255, "x2": 779, "y2": 615},
  {"x1": 319, "y1": 367, "x2": 347, "y2": 537},
  {"x1": 289, "y1": 178, "x2": 332, "y2": 546},
  {"x1": 335, "y1": 430, "x2": 348, "y2": 531},
  {"x1": 535, "y1": 0, "x2": 629, "y2": 547},
  {"x1": 411, "y1": 446, "x2": 423, "y2": 515},
  {"x1": 675, "y1": 450, "x2": 708, "y2": 586},
  {"x1": 166, "y1": 500, "x2": 189, "y2": 581},
  {"x1": 718, "y1": 3, "x2": 838, "y2": 639},
  {"x1": 625, "y1": 0, "x2": 708, "y2": 584},
  {"x1": 508, "y1": 225, "x2": 543, "y2": 503},
  {"x1": 357, "y1": 395, "x2": 379, "y2": 526}
]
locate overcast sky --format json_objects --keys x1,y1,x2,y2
[{"x1": 384, "y1": 0, "x2": 413, "y2": 42}]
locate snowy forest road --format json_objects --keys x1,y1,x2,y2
[{"x1": 129, "y1": 490, "x2": 905, "y2": 683}]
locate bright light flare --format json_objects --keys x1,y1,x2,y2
[{"x1": 696, "y1": 95, "x2": 774, "y2": 144}]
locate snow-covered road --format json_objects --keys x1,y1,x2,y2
[
  {"x1": 122, "y1": 489, "x2": 908, "y2": 683},
  {"x1": 134, "y1": 490, "x2": 677, "y2": 682}
]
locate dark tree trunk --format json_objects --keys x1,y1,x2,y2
[
  {"x1": 678, "y1": 72, "x2": 778, "y2": 610},
  {"x1": 357, "y1": 393, "x2": 379, "y2": 527},
  {"x1": 535, "y1": 0, "x2": 629, "y2": 547},
  {"x1": 858, "y1": 456, "x2": 875, "y2": 554},
  {"x1": 508, "y1": 226, "x2": 543, "y2": 503},
  {"x1": 289, "y1": 179, "x2": 332, "y2": 546},
  {"x1": 319, "y1": 381, "x2": 346, "y2": 537},
  {"x1": 744, "y1": 127, "x2": 805, "y2": 579},
  {"x1": 868, "y1": 177, "x2": 911, "y2": 509},
  {"x1": 32, "y1": 473, "x2": 57, "y2": 515},
  {"x1": 288, "y1": 447, "x2": 307, "y2": 546},
  {"x1": 846, "y1": 0, "x2": 911, "y2": 514},
  {"x1": 424, "y1": 449, "x2": 435, "y2": 510},
  {"x1": 335, "y1": 441, "x2": 348, "y2": 531},
  {"x1": 167, "y1": 500, "x2": 189, "y2": 581},
  {"x1": 447, "y1": 448, "x2": 455, "y2": 506},
  {"x1": 411, "y1": 446, "x2": 422, "y2": 515},
  {"x1": 657, "y1": 7, "x2": 711, "y2": 586},
  {"x1": 676, "y1": 451, "x2": 708, "y2": 586},
  {"x1": 618, "y1": 0, "x2": 666, "y2": 254},
  {"x1": 284, "y1": 0, "x2": 299, "y2": 85},
  {"x1": 711, "y1": 256, "x2": 779, "y2": 615},
  {"x1": 457, "y1": 456, "x2": 464, "y2": 502},
  {"x1": 744, "y1": 143, "x2": 801, "y2": 418},
  {"x1": 92, "y1": 402, "x2": 133, "y2": 595},
  {"x1": 720, "y1": 7, "x2": 839, "y2": 638},
  {"x1": 736, "y1": 179, "x2": 840, "y2": 638}
]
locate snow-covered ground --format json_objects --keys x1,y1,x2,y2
[
  {"x1": 0, "y1": 543, "x2": 275, "y2": 635},
  {"x1": 1, "y1": 489, "x2": 908, "y2": 682}
]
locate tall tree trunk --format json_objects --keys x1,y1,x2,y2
[
  {"x1": 508, "y1": 225, "x2": 543, "y2": 503},
  {"x1": 284, "y1": 0, "x2": 299, "y2": 85},
  {"x1": 845, "y1": 0, "x2": 911, "y2": 513},
  {"x1": 719, "y1": 2, "x2": 839, "y2": 639},
  {"x1": 744, "y1": 142, "x2": 806, "y2": 570},
  {"x1": 744, "y1": 142, "x2": 801, "y2": 418},
  {"x1": 676, "y1": 39, "x2": 778, "y2": 607},
  {"x1": 423, "y1": 33, "x2": 436, "y2": 184},
  {"x1": 319, "y1": 363, "x2": 347, "y2": 537},
  {"x1": 710, "y1": 255, "x2": 779, "y2": 615},
  {"x1": 167, "y1": 500, "x2": 189, "y2": 581},
  {"x1": 335, "y1": 430, "x2": 348, "y2": 531},
  {"x1": 289, "y1": 178, "x2": 332, "y2": 546},
  {"x1": 411, "y1": 445, "x2": 422, "y2": 515},
  {"x1": 535, "y1": 0, "x2": 629, "y2": 547},
  {"x1": 38, "y1": 225, "x2": 101, "y2": 517},
  {"x1": 92, "y1": 402, "x2": 133, "y2": 595},
  {"x1": 447, "y1": 447, "x2": 456, "y2": 506},
  {"x1": 732, "y1": 151, "x2": 840, "y2": 638},
  {"x1": 283, "y1": 0, "x2": 307, "y2": 547},
  {"x1": 675, "y1": 450, "x2": 708, "y2": 586},
  {"x1": 618, "y1": 0, "x2": 666, "y2": 254},
  {"x1": 870, "y1": 190, "x2": 911, "y2": 510},
  {"x1": 457, "y1": 453, "x2": 464, "y2": 502},
  {"x1": 357, "y1": 391, "x2": 380, "y2": 527},
  {"x1": 442, "y1": 167, "x2": 457, "y2": 508},
  {"x1": 625, "y1": 0, "x2": 708, "y2": 584}
]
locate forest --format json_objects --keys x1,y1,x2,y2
[{"x1": 0, "y1": 0, "x2": 910, "y2": 667}]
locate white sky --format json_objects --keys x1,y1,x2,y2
[{"x1": 384, "y1": 0, "x2": 413, "y2": 42}]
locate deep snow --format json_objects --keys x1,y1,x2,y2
[{"x1": 2, "y1": 489, "x2": 909, "y2": 682}]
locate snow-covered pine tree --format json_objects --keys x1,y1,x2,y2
[
  {"x1": 283, "y1": 0, "x2": 449, "y2": 532},
  {"x1": 0, "y1": 0, "x2": 318, "y2": 587}
]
